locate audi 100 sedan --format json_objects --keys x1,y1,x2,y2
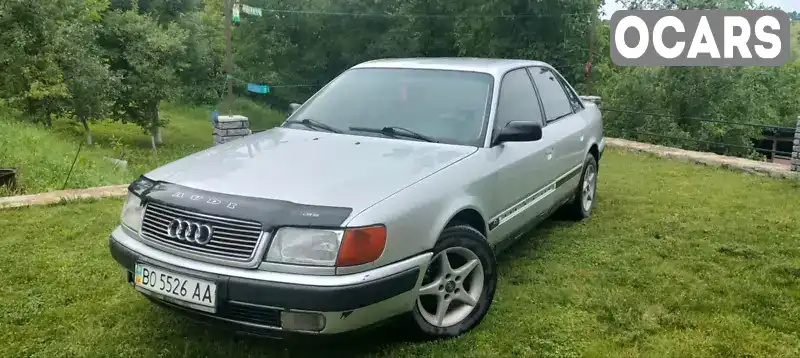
[{"x1": 109, "y1": 58, "x2": 605, "y2": 338}]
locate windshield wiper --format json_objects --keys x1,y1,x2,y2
[
  {"x1": 349, "y1": 126, "x2": 438, "y2": 143},
  {"x1": 284, "y1": 118, "x2": 342, "y2": 133}
]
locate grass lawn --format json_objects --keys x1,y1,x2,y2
[
  {"x1": 0, "y1": 98, "x2": 285, "y2": 196},
  {"x1": 2, "y1": 149, "x2": 800, "y2": 357}
]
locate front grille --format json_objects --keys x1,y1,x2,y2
[
  {"x1": 140, "y1": 201, "x2": 263, "y2": 261},
  {"x1": 220, "y1": 303, "x2": 281, "y2": 327}
]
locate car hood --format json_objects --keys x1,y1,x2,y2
[{"x1": 144, "y1": 127, "x2": 477, "y2": 215}]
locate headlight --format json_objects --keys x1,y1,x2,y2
[
  {"x1": 266, "y1": 228, "x2": 344, "y2": 266},
  {"x1": 265, "y1": 226, "x2": 387, "y2": 267},
  {"x1": 120, "y1": 193, "x2": 144, "y2": 233}
]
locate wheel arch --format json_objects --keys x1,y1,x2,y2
[
  {"x1": 434, "y1": 201, "x2": 490, "y2": 246},
  {"x1": 589, "y1": 143, "x2": 600, "y2": 165},
  {"x1": 445, "y1": 208, "x2": 488, "y2": 238}
]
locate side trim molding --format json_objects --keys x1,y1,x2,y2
[
  {"x1": 556, "y1": 164, "x2": 583, "y2": 188},
  {"x1": 488, "y1": 163, "x2": 583, "y2": 232}
]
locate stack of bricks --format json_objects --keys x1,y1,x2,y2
[
  {"x1": 579, "y1": 95, "x2": 602, "y2": 106},
  {"x1": 793, "y1": 116, "x2": 800, "y2": 172},
  {"x1": 213, "y1": 115, "x2": 251, "y2": 145}
]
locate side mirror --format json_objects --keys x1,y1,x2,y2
[
  {"x1": 287, "y1": 103, "x2": 302, "y2": 117},
  {"x1": 492, "y1": 121, "x2": 543, "y2": 146}
]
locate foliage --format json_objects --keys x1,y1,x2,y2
[
  {"x1": 3, "y1": 150, "x2": 800, "y2": 356},
  {"x1": 174, "y1": 11, "x2": 225, "y2": 104},
  {"x1": 0, "y1": 0, "x2": 798, "y2": 157},
  {"x1": 616, "y1": 0, "x2": 756, "y2": 10},
  {"x1": 595, "y1": 1, "x2": 800, "y2": 158},
  {"x1": 0, "y1": 0, "x2": 101, "y2": 125},
  {"x1": 58, "y1": 16, "x2": 121, "y2": 144},
  {"x1": 110, "y1": 0, "x2": 202, "y2": 23},
  {"x1": 99, "y1": 10, "x2": 187, "y2": 147},
  {"x1": 451, "y1": 0, "x2": 596, "y2": 87}
]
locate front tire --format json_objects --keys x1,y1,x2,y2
[{"x1": 411, "y1": 225, "x2": 497, "y2": 339}]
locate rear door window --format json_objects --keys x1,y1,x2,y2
[{"x1": 528, "y1": 67, "x2": 574, "y2": 123}]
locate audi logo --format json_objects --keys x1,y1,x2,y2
[{"x1": 166, "y1": 219, "x2": 214, "y2": 245}]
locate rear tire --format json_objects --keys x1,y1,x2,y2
[
  {"x1": 410, "y1": 225, "x2": 497, "y2": 339},
  {"x1": 564, "y1": 154, "x2": 598, "y2": 221}
]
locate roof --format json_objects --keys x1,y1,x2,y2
[{"x1": 351, "y1": 57, "x2": 552, "y2": 77}]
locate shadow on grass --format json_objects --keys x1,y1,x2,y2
[
  {"x1": 158, "y1": 309, "x2": 425, "y2": 357},
  {"x1": 141, "y1": 216, "x2": 581, "y2": 357}
]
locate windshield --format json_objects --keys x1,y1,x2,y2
[{"x1": 284, "y1": 68, "x2": 494, "y2": 146}]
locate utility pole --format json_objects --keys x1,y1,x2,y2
[
  {"x1": 224, "y1": 0, "x2": 234, "y2": 114},
  {"x1": 587, "y1": 10, "x2": 596, "y2": 95}
]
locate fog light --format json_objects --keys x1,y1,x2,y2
[{"x1": 280, "y1": 311, "x2": 326, "y2": 332}]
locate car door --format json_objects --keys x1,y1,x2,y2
[
  {"x1": 528, "y1": 66, "x2": 588, "y2": 204},
  {"x1": 486, "y1": 68, "x2": 556, "y2": 246}
]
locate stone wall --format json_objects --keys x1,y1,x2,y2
[
  {"x1": 213, "y1": 115, "x2": 250, "y2": 145},
  {"x1": 793, "y1": 116, "x2": 800, "y2": 172}
]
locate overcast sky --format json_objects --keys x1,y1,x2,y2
[{"x1": 601, "y1": 0, "x2": 800, "y2": 19}]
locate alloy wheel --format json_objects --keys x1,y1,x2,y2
[
  {"x1": 582, "y1": 162, "x2": 597, "y2": 212},
  {"x1": 416, "y1": 247, "x2": 484, "y2": 327}
]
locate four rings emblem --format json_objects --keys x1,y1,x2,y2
[{"x1": 166, "y1": 219, "x2": 214, "y2": 245}]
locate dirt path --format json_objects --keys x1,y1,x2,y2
[
  {"x1": 0, "y1": 184, "x2": 128, "y2": 209},
  {"x1": 606, "y1": 138, "x2": 799, "y2": 180}
]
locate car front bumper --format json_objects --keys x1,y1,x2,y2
[{"x1": 108, "y1": 226, "x2": 430, "y2": 336}]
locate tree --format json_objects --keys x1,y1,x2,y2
[
  {"x1": 616, "y1": 0, "x2": 755, "y2": 10},
  {"x1": 0, "y1": 0, "x2": 114, "y2": 130},
  {"x1": 100, "y1": 11, "x2": 187, "y2": 149},
  {"x1": 60, "y1": 26, "x2": 120, "y2": 145},
  {"x1": 174, "y1": 10, "x2": 225, "y2": 104},
  {"x1": 56, "y1": 2, "x2": 120, "y2": 145},
  {"x1": 593, "y1": 0, "x2": 800, "y2": 159},
  {"x1": 0, "y1": 0, "x2": 75, "y2": 126},
  {"x1": 451, "y1": 0, "x2": 597, "y2": 87},
  {"x1": 110, "y1": 0, "x2": 202, "y2": 23}
]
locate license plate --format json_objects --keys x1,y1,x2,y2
[{"x1": 134, "y1": 263, "x2": 217, "y2": 312}]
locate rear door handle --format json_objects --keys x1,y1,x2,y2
[{"x1": 545, "y1": 148, "x2": 554, "y2": 160}]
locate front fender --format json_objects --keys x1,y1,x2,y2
[
  {"x1": 341, "y1": 156, "x2": 493, "y2": 275},
  {"x1": 432, "y1": 199, "x2": 490, "y2": 243}
]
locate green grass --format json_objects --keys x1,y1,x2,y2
[
  {"x1": 2, "y1": 149, "x2": 799, "y2": 357},
  {"x1": 0, "y1": 99, "x2": 285, "y2": 196},
  {"x1": 0, "y1": 119, "x2": 131, "y2": 196}
]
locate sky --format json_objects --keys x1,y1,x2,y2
[{"x1": 601, "y1": 0, "x2": 800, "y2": 19}]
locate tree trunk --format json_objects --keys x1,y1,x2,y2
[
  {"x1": 156, "y1": 127, "x2": 163, "y2": 145},
  {"x1": 150, "y1": 125, "x2": 159, "y2": 150},
  {"x1": 150, "y1": 105, "x2": 159, "y2": 150},
  {"x1": 81, "y1": 117, "x2": 93, "y2": 145}
]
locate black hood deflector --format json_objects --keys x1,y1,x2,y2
[{"x1": 130, "y1": 177, "x2": 353, "y2": 229}]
